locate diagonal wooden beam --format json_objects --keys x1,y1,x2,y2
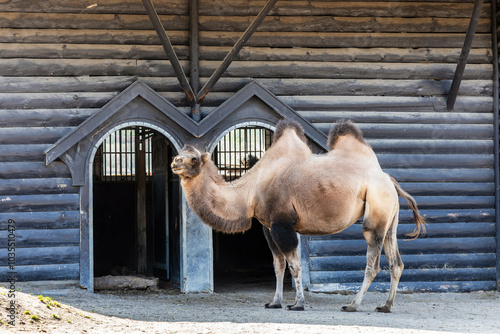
[
  {"x1": 446, "y1": 0, "x2": 484, "y2": 111},
  {"x1": 195, "y1": 0, "x2": 279, "y2": 104},
  {"x1": 142, "y1": 0, "x2": 195, "y2": 106}
]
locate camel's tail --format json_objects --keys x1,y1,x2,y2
[{"x1": 390, "y1": 176, "x2": 427, "y2": 239}]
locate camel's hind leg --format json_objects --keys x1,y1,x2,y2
[
  {"x1": 342, "y1": 200, "x2": 393, "y2": 312},
  {"x1": 376, "y1": 206, "x2": 404, "y2": 313},
  {"x1": 262, "y1": 226, "x2": 286, "y2": 309}
]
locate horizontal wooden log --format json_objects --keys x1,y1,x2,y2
[
  {"x1": 0, "y1": 211, "x2": 80, "y2": 230},
  {"x1": 0, "y1": 246, "x2": 79, "y2": 266},
  {"x1": 310, "y1": 253, "x2": 496, "y2": 272},
  {"x1": 303, "y1": 111, "x2": 493, "y2": 124},
  {"x1": 0, "y1": 29, "x2": 491, "y2": 48},
  {"x1": 0, "y1": 263, "x2": 79, "y2": 281},
  {"x1": 369, "y1": 139, "x2": 493, "y2": 154},
  {"x1": 0, "y1": 162, "x2": 70, "y2": 179},
  {"x1": 199, "y1": 16, "x2": 492, "y2": 33},
  {"x1": 312, "y1": 222, "x2": 496, "y2": 241},
  {"x1": 0, "y1": 194, "x2": 79, "y2": 213},
  {"x1": 396, "y1": 182, "x2": 495, "y2": 196},
  {"x1": 377, "y1": 154, "x2": 493, "y2": 169},
  {"x1": 199, "y1": 1, "x2": 491, "y2": 18},
  {"x1": 0, "y1": 178, "x2": 78, "y2": 196},
  {"x1": 308, "y1": 281, "x2": 498, "y2": 293},
  {"x1": 402, "y1": 196, "x2": 494, "y2": 209},
  {"x1": 201, "y1": 47, "x2": 494, "y2": 64},
  {"x1": 308, "y1": 237, "x2": 496, "y2": 256},
  {"x1": 0, "y1": 127, "x2": 72, "y2": 145},
  {"x1": 0, "y1": 92, "x2": 116, "y2": 109},
  {"x1": 0, "y1": 108, "x2": 95, "y2": 127},
  {"x1": 0, "y1": 13, "x2": 188, "y2": 30},
  {"x1": 399, "y1": 209, "x2": 495, "y2": 223},
  {"x1": 315, "y1": 123, "x2": 494, "y2": 139},
  {"x1": 0, "y1": 60, "x2": 492, "y2": 80},
  {"x1": 287, "y1": 96, "x2": 493, "y2": 113},
  {"x1": 310, "y1": 268, "x2": 496, "y2": 284},
  {"x1": 0, "y1": 228, "x2": 79, "y2": 248},
  {"x1": 2, "y1": 13, "x2": 489, "y2": 34},
  {"x1": 1, "y1": 44, "x2": 493, "y2": 65},
  {"x1": 0, "y1": 144, "x2": 49, "y2": 162},
  {"x1": 385, "y1": 168, "x2": 494, "y2": 182}
]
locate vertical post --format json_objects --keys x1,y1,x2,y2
[
  {"x1": 190, "y1": 0, "x2": 201, "y2": 121},
  {"x1": 446, "y1": 0, "x2": 485, "y2": 110},
  {"x1": 491, "y1": 0, "x2": 500, "y2": 290},
  {"x1": 136, "y1": 128, "x2": 148, "y2": 274}
]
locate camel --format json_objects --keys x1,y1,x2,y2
[{"x1": 171, "y1": 119, "x2": 425, "y2": 312}]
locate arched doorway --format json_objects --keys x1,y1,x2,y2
[
  {"x1": 211, "y1": 125, "x2": 286, "y2": 288},
  {"x1": 92, "y1": 126, "x2": 181, "y2": 286}
]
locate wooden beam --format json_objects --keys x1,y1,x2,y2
[
  {"x1": 446, "y1": 0, "x2": 485, "y2": 110},
  {"x1": 136, "y1": 128, "x2": 147, "y2": 274},
  {"x1": 195, "y1": 0, "x2": 279, "y2": 104},
  {"x1": 190, "y1": 0, "x2": 201, "y2": 121},
  {"x1": 142, "y1": 0, "x2": 195, "y2": 105}
]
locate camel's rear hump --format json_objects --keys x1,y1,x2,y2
[{"x1": 328, "y1": 120, "x2": 366, "y2": 150}]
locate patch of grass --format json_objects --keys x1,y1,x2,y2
[
  {"x1": 38, "y1": 295, "x2": 62, "y2": 308},
  {"x1": 67, "y1": 319, "x2": 72, "y2": 324},
  {"x1": 31, "y1": 315, "x2": 40, "y2": 321},
  {"x1": 24, "y1": 310, "x2": 30, "y2": 315},
  {"x1": 52, "y1": 314, "x2": 61, "y2": 320}
]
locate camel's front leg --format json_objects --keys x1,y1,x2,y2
[{"x1": 262, "y1": 226, "x2": 286, "y2": 309}]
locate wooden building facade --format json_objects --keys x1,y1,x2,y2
[{"x1": 0, "y1": 0, "x2": 499, "y2": 293}]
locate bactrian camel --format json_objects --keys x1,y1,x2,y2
[{"x1": 171, "y1": 119, "x2": 425, "y2": 312}]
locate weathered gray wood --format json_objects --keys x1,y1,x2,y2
[
  {"x1": 310, "y1": 268, "x2": 496, "y2": 283},
  {"x1": 1, "y1": 44, "x2": 493, "y2": 64},
  {"x1": 0, "y1": 29, "x2": 492, "y2": 48},
  {"x1": 370, "y1": 139, "x2": 493, "y2": 154},
  {"x1": 94, "y1": 275, "x2": 159, "y2": 290},
  {"x1": 0, "y1": 263, "x2": 79, "y2": 281},
  {"x1": 308, "y1": 281, "x2": 498, "y2": 293},
  {"x1": 199, "y1": 16, "x2": 492, "y2": 33},
  {"x1": 0, "y1": 13, "x2": 189, "y2": 30},
  {"x1": 0, "y1": 178, "x2": 77, "y2": 196},
  {"x1": 0, "y1": 194, "x2": 79, "y2": 213},
  {"x1": 377, "y1": 154, "x2": 493, "y2": 169},
  {"x1": 0, "y1": 246, "x2": 79, "y2": 266},
  {"x1": 0, "y1": 109, "x2": 95, "y2": 127},
  {"x1": 0, "y1": 0, "x2": 188, "y2": 14},
  {"x1": 199, "y1": 1, "x2": 491, "y2": 18},
  {"x1": 0, "y1": 162, "x2": 70, "y2": 179},
  {"x1": 313, "y1": 223, "x2": 496, "y2": 241},
  {"x1": 402, "y1": 196, "x2": 494, "y2": 209},
  {"x1": 385, "y1": 168, "x2": 494, "y2": 183},
  {"x1": 308, "y1": 237, "x2": 496, "y2": 256},
  {"x1": 0, "y1": 144, "x2": 49, "y2": 162},
  {"x1": 0, "y1": 211, "x2": 79, "y2": 230},
  {"x1": 303, "y1": 111, "x2": 493, "y2": 124},
  {"x1": 0, "y1": 127, "x2": 73, "y2": 144},
  {"x1": 0, "y1": 228, "x2": 79, "y2": 248},
  {"x1": 399, "y1": 209, "x2": 495, "y2": 223},
  {"x1": 314, "y1": 123, "x2": 494, "y2": 139},
  {"x1": 310, "y1": 254, "x2": 496, "y2": 272},
  {"x1": 395, "y1": 182, "x2": 495, "y2": 195}
]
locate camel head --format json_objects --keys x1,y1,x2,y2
[{"x1": 171, "y1": 145, "x2": 210, "y2": 180}]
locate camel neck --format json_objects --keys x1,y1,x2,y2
[{"x1": 182, "y1": 160, "x2": 252, "y2": 234}]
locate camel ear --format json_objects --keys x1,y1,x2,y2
[{"x1": 201, "y1": 153, "x2": 210, "y2": 164}]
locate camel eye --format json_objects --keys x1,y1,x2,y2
[{"x1": 191, "y1": 157, "x2": 198, "y2": 165}]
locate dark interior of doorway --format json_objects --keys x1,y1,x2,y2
[
  {"x1": 212, "y1": 126, "x2": 290, "y2": 289},
  {"x1": 92, "y1": 127, "x2": 181, "y2": 288}
]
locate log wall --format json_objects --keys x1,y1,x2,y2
[{"x1": 0, "y1": 0, "x2": 497, "y2": 290}]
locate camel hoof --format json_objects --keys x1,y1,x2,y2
[
  {"x1": 265, "y1": 303, "x2": 282, "y2": 309},
  {"x1": 376, "y1": 306, "x2": 391, "y2": 313},
  {"x1": 341, "y1": 306, "x2": 357, "y2": 312},
  {"x1": 286, "y1": 305, "x2": 304, "y2": 311}
]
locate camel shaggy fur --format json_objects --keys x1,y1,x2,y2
[{"x1": 171, "y1": 119, "x2": 425, "y2": 312}]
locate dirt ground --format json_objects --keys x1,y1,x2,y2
[{"x1": 1, "y1": 281, "x2": 499, "y2": 334}]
